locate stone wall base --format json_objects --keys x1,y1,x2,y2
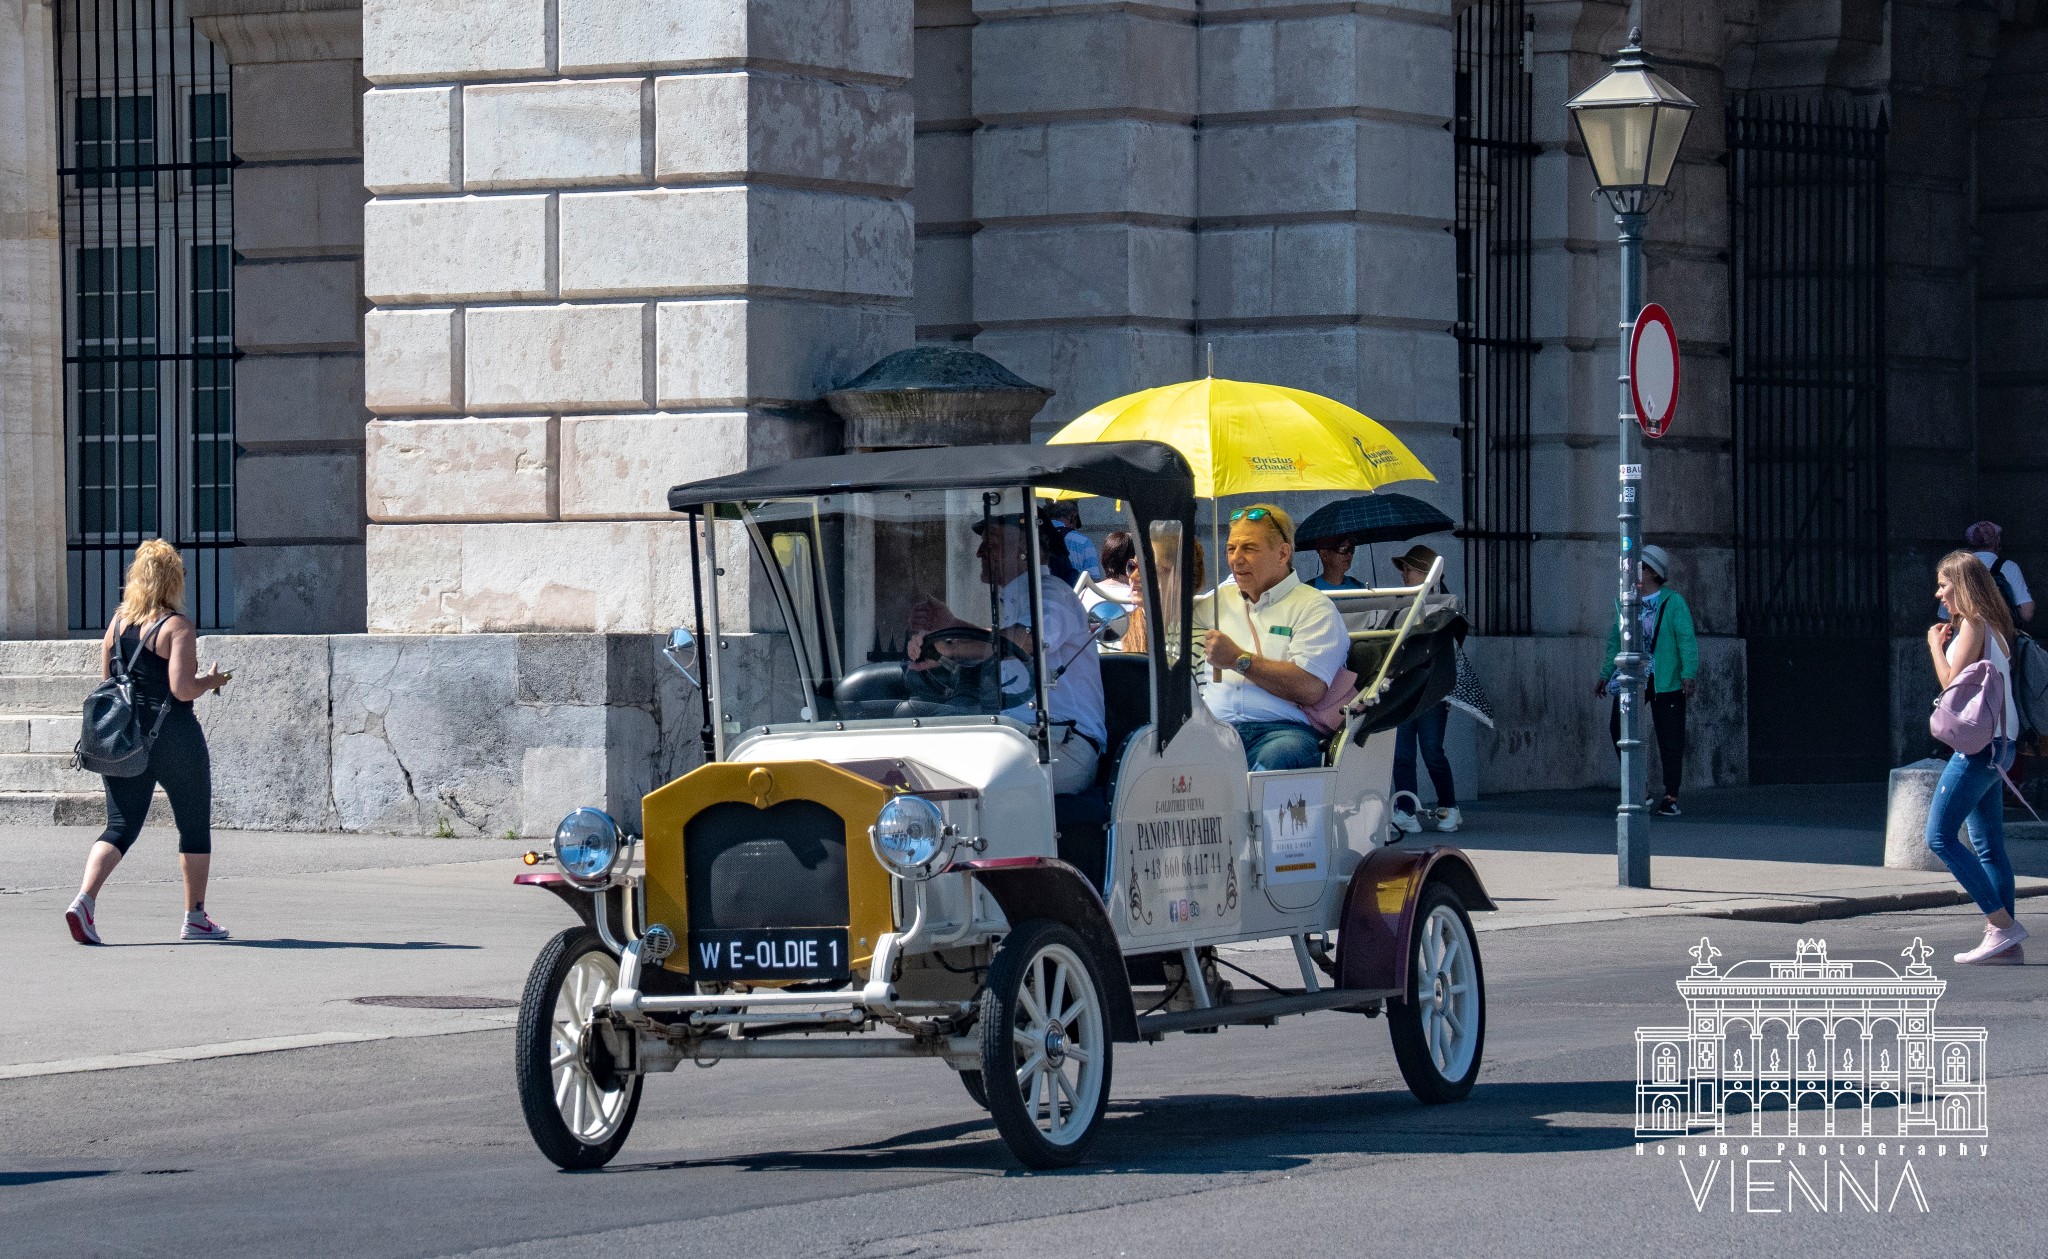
[{"x1": 194, "y1": 630, "x2": 707, "y2": 837}]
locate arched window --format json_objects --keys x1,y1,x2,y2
[{"x1": 1656, "y1": 1044, "x2": 1680, "y2": 1085}]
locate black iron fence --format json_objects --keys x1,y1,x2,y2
[
  {"x1": 55, "y1": 0, "x2": 237, "y2": 632},
  {"x1": 1727, "y1": 95, "x2": 1888, "y2": 782},
  {"x1": 1453, "y1": 0, "x2": 1539, "y2": 637}
]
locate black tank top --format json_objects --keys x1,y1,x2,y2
[{"x1": 115, "y1": 616, "x2": 186, "y2": 711}]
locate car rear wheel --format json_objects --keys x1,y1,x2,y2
[
  {"x1": 957, "y1": 1069, "x2": 990, "y2": 1110},
  {"x1": 1388, "y1": 882, "x2": 1485, "y2": 1104},
  {"x1": 979, "y1": 920, "x2": 1113, "y2": 1168},
  {"x1": 516, "y1": 926, "x2": 644, "y2": 1169}
]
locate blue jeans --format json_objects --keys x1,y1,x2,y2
[
  {"x1": 1925, "y1": 737, "x2": 2017, "y2": 917},
  {"x1": 1233, "y1": 720, "x2": 1324, "y2": 771},
  {"x1": 1394, "y1": 701, "x2": 1456, "y2": 809}
]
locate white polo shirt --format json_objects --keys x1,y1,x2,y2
[
  {"x1": 1193, "y1": 572, "x2": 1350, "y2": 726},
  {"x1": 997, "y1": 568, "x2": 1107, "y2": 745}
]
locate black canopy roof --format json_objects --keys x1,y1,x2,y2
[{"x1": 668, "y1": 441, "x2": 1195, "y2": 523}]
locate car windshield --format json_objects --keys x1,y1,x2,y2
[{"x1": 732, "y1": 487, "x2": 1055, "y2": 728}]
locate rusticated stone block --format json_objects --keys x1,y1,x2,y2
[
  {"x1": 654, "y1": 72, "x2": 912, "y2": 191},
  {"x1": 363, "y1": 0, "x2": 549, "y2": 84},
  {"x1": 365, "y1": 307, "x2": 459, "y2": 414},
  {"x1": 236, "y1": 160, "x2": 366, "y2": 258},
  {"x1": 235, "y1": 259, "x2": 362, "y2": 352},
  {"x1": 232, "y1": 59, "x2": 362, "y2": 161},
  {"x1": 557, "y1": 188, "x2": 749, "y2": 295},
  {"x1": 558, "y1": 0, "x2": 911, "y2": 80},
  {"x1": 191, "y1": 633, "x2": 338, "y2": 830},
  {"x1": 364, "y1": 195, "x2": 550, "y2": 302},
  {"x1": 236, "y1": 451, "x2": 364, "y2": 541},
  {"x1": 653, "y1": 297, "x2": 910, "y2": 406},
  {"x1": 463, "y1": 304, "x2": 648, "y2": 412},
  {"x1": 236, "y1": 354, "x2": 369, "y2": 446},
  {"x1": 972, "y1": 326, "x2": 1190, "y2": 430},
  {"x1": 464, "y1": 79, "x2": 649, "y2": 190},
  {"x1": 972, "y1": 223, "x2": 1193, "y2": 323},
  {"x1": 972, "y1": 11, "x2": 1195, "y2": 119},
  {"x1": 362, "y1": 87, "x2": 457, "y2": 194},
  {"x1": 366, "y1": 520, "x2": 701, "y2": 634},
  {"x1": 232, "y1": 543, "x2": 368, "y2": 635},
  {"x1": 366, "y1": 416, "x2": 556, "y2": 522},
  {"x1": 974, "y1": 120, "x2": 1193, "y2": 220}
]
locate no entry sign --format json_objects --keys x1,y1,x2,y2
[{"x1": 1629, "y1": 303, "x2": 1679, "y2": 438}]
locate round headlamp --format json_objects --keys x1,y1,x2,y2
[
  {"x1": 553, "y1": 807, "x2": 624, "y2": 887},
  {"x1": 869, "y1": 795, "x2": 950, "y2": 880}
]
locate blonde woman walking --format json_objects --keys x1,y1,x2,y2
[
  {"x1": 1924, "y1": 550, "x2": 2028, "y2": 964},
  {"x1": 65, "y1": 541, "x2": 231, "y2": 945}
]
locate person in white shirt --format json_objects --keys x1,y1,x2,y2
[
  {"x1": 1193, "y1": 504, "x2": 1351, "y2": 771},
  {"x1": 908, "y1": 510, "x2": 1108, "y2": 794},
  {"x1": 1967, "y1": 520, "x2": 2034, "y2": 626}
]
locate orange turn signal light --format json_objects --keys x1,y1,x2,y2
[{"x1": 522, "y1": 851, "x2": 541, "y2": 866}]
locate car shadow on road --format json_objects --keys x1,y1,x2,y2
[
  {"x1": 598, "y1": 1078, "x2": 1637, "y2": 1178},
  {"x1": 220, "y1": 939, "x2": 481, "y2": 951}
]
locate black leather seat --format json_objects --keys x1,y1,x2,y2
[{"x1": 1054, "y1": 653, "x2": 1152, "y2": 892}]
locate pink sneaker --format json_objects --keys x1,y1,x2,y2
[
  {"x1": 65, "y1": 894, "x2": 103, "y2": 946},
  {"x1": 1956, "y1": 921, "x2": 2028, "y2": 965}
]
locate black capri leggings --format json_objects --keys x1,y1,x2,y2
[{"x1": 97, "y1": 705, "x2": 212, "y2": 855}]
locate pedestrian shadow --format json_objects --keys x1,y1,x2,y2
[
  {"x1": 591, "y1": 1078, "x2": 1638, "y2": 1178},
  {"x1": 222, "y1": 939, "x2": 480, "y2": 951}
]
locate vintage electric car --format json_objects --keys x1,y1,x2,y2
[{"x1": 513, "y1": 441, "x2": 1493, "y2": 1170}]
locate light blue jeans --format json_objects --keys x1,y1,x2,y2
[
  {"x1": 1233, "y1": 720, "x2": 1324, "y2": 771},
  {"x1": 1924, "y1": 737, "x2": 2017, "y2": 917}
]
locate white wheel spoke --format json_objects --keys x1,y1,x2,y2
[
  {"x1": 1016, "y1": 1051, "x2": 1044, "y2": 1086},
  {"x1": 1014, "y1": 1028, "x2": 1040, "y2": 1055},
  {"x1": 1062, "y1": 1044, "x2": 1090, "y2": 1065},
  {"x1": 1019, "y1": 966, "x2": 1047, "y2": 1026},
  {"x1": 550, "y1": 1046, "x2": 576, "y2": 1069}
]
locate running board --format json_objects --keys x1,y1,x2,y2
[{"x1": 1137, "y1": 987, "x2": 1399, "y2": 1038}]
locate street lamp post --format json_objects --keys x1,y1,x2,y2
[{"x1": 1566, "y1": 30, "x2": 1696, "y2": 889}]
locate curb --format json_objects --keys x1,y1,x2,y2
[{"x1": 1699, "y1": 882, "x2": 2048, "y2": 925}]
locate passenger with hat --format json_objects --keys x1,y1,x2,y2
[
  {"x1": 1388, "y1": 545, "x2": 1462, "y2": 834},
  {"x1": 1593, "y1": 543, "x2": 1698, "y2": 817}
]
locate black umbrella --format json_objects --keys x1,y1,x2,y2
[{"x1": 1295, "y1": 493, "x2": 1454, "y2": 549}]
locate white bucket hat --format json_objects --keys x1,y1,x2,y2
[{"x1": 1639, "y1": 543, "x2": 1672, "y2": 581}]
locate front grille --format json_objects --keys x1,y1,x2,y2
[{"x1": 684, "y1": 800, "x2": 849, "y2": 929}]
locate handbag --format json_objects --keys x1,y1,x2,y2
[
  {"x1": 1931, "y1": 659, "x2": 2005, "y2": 755},
  {"x1": 1302, "y1": 667, "x2": 1359, "y2": 735},
  {"x1": 74, "y1": 616, "x2": 172, "y2": 777}
]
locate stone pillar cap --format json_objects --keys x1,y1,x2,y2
[{"x1": 825, "y1": 347, "x2": 1053, "y2": 450}]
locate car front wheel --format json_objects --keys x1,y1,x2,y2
[
  {"x1": 515, "y1": 926, "x2": 644, "y2": 1169},
  {"x1": 1388, "y1": 882, "x2": 1485, "y2": 1104},
  {"x1": 979, "y1": 919, "x2": 1114, "y2": 1168}
]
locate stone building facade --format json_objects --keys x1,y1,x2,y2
[{"x1": 1, "y1": 0, "x2": 2044, "y2": 833}]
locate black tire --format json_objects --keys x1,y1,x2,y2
[
  {"x1": 958, "y1": 1069, "x2": 990, "y2": 1111},
  {"x1": 1388, "y1": 882, "x2": 1485, "y2": 1104},
  {"x1": 979, "y1": 920, "x2": 1114, "y2": 1169},
  {"x1": 516, "y1": 926, "x2": 644, "y2": 1169}
]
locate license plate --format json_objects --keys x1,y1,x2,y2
[{"x1": 688, "y1": 928, "x2": 850, "y2": 982}]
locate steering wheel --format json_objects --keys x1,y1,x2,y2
[{"x1": 904, "y1": 626, "x2": 1034, "y2": 706}]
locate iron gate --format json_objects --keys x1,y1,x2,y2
[
  {"x1": 1454, "y1": 0, "x2": 1538, "y2": 636},
  {"x1": 1727, "y1": 96, "x2": 1888, "y2": 781},
  {"x1": 55, "y1": 0, "x2": 236, "y2": 632}
]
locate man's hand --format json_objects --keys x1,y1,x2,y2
[
  {"x1": 1681, "y1": 677, "x2": 1697, "y2": 699},
  {"x1": 1203, "y1": 630, "x2": 1245, "y2": 674},
  {"x1": 909, "y1": 595, "x2": 965, "y2": 637},
  {"x1": 1594, "y1": 676, "x2": 1610, "y2": 698}
]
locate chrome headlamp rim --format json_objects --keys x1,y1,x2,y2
[
  {"x1": 868, "y1": 794, "x2": 951, "y2": 882},
  {"x1": 553, "y1": 806, "x2": 625, "y2": 889}
]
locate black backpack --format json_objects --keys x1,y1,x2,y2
[
  {"x1": 1991, "y1": 558, "x2": 2025, "y2": 626},
  {"x1": 74, "y1": 616, "x2": 172, "y2": 777}
]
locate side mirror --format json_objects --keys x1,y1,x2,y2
[
  {"x1": 662, "y1": 626, "x2": 701, "y2": 687},
  {"x1": 1087, "y1": 599, "x2": 1131, "y2": 641}
]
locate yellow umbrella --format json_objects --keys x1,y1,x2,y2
[{"x1": 1046, "y1": 376, "x2": 1434, "y2": 499}]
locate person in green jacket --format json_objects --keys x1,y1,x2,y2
[{"x1": 1593, "y1": 543, "x2": 1699, "y2": 816}]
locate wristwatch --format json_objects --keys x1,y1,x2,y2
[{"x1": 1233, "y1": 652, "x2": 1255, "y2": 674}]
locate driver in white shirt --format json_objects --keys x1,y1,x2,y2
[{"x1": 907, "y1": 510, "x2": 1108, "y2": 794}]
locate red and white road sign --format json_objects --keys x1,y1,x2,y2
[{"x1": 1629, "y1": 303, "x2": 1679, "y2": 438}]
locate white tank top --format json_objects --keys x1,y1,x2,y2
[{"x1": 1948, "y1": 621, "x2": 2020, "y2": 739}]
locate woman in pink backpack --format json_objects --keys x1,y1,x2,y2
[{"x1": 1924, "y1": 551, "x2": 2028, "y2": 964}]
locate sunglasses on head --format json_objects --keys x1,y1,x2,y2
[{"x1": 1227, "y1": 507, "x2": 1290, "y2": 542}]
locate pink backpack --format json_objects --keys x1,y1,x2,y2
[{"x1": 1931, "y1": 660, "x2": 2006, "y2": 754}]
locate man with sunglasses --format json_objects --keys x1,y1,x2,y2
[
  {"x1": 1194, "y1": 504, "x2": 1351, "y2": 771},
  {"x1": 1310, "y1": 536, "x2": 1365, "y2": 591}
]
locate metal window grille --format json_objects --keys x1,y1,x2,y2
[
  {"x1": 1453, "y1": 0, "x2": 1538, "y2": 636},
  {"x1": 1727, "y1": 97, "x2": 1888, "y2": 640},
  {"x1": 56, "y1": 1, "x2": 237, "y2": 631}
]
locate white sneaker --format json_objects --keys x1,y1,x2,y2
[
  {"x1": 1435, "y1": 806, "x2": 1462, "y2": 834},
  {"x1": 1956, "y1": 921, "x2": 2028, "y2": 965},
  {"x1": 180, "y1": 911, "x2": 230, "y2": 942},
  {"x1": 65, "y1": 894, "x2": 103, "y2": 946},
  {"x1": 1391, "y1": 810, "x2": 1423, "y2": 835}
]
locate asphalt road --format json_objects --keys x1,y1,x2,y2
[{"x1": 3, "y1": 904, "x2": 2042, "y2": 1258}]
